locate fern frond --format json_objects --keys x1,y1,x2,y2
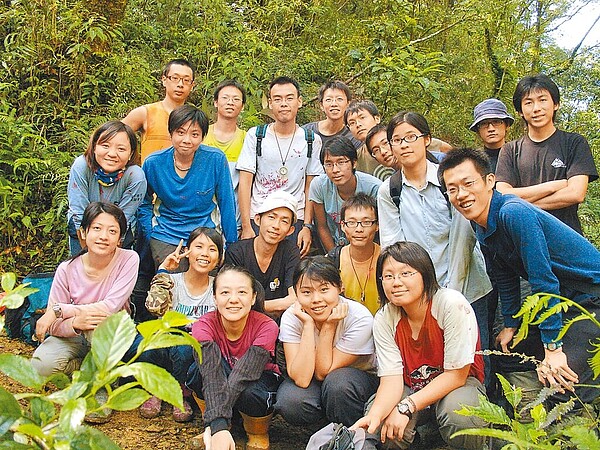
[
  {"x1": 541, "y1": 398, "x2": 575, "y2": 428},
  {"x1": 454, "y1": 394, "x2": 512, "y2": 426}
]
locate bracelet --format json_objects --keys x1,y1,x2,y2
[
  {"x1": 302, "y1": 223, "x2": 314, "y2": 231},
  {"x1": 156, "y1": 268, "x2": 170, "y2": 274},
  {"x1": 405, "y1": 396, "x2": 417, "y2": 413}
]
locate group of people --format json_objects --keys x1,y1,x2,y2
[{"x1": 29, "y1": 57, "x2": 600, "y2": 450}]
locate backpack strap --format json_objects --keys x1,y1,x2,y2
[
  {"x1": 255, "y1": 124, "x2": 268, "y2": 157},
  {"x1": 326, "y1": 244, "x2": 344, "y2": 269},
  {"x1": 389, "y1": 166, "x2": 449, "y2": 209},
  {"x1": 304, "y1": 128, "x2": 314, "y2": 159}
]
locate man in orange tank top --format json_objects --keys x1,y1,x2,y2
[{"x1": 123, "y1": 59, "x2": 195, "y2": 162}]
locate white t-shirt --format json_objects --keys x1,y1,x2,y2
[
  {"x1": 171, "y1": 273, "x2": 215, "y2": 322},
  {"x1": 236, "y1": 124, "x2": 324, "y2": 220},
  {"x1": 373, "y1": 288, "x2": 479, "y2": 377},
  {"x1": 279, "y1": 296, "x2": 376, "y2": 372}
]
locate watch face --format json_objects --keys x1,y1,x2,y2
[{"x1": 398, "y1": 403, "x2": 411, "y2": 415}]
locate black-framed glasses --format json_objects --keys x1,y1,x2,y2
[
  {"x1": 342, "y1": 219, "x2": 378, "y2": 228},
  {"x1": 165, "y1": 75, "x2": 194, "y2": 86},
  {"x1": 389, "y1": 133, "x2": 426, "y2": 146},
  {"x1": 477, "y1": 119, "x2": 504, "y2": 129}
]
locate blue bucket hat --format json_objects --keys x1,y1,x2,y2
[{"x1": 469, "y1": 98, "x2": 514, "y2": 131}]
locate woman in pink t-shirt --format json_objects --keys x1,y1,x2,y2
[{"x1": 32, "y1": 202, "x2": 139, "y2": 377}]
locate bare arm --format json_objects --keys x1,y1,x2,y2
[
  {"x1": 312, "y1": 201, "x2": 335, "y2": 253},
  {"x1": 531, "y1": 175, "x2": 589, "y2": 210},
  {"x1": 238, "y1": 170, "x2": 256, "y2": 239},
  {"x1": 122, "y1": 105, "x2": 147, "y2": 133},
  {"x1": 496, "y1": 180, "x2": 568, "y2": 204},
  {"x1": 284, "y1": 303, "x2": 316, "y2": 387},
  {"x1": 263, "y1": 286, "x2": 296, "y2": 315},
  {"x1": 297, "y1": 175, "x2": 315, "y2": 257}
]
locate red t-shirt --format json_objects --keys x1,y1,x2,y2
[{"x1": 395, "y1": 301, "x2": 484, "y2": 391}]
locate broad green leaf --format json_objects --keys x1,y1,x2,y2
[
  {"x1": 76, "y1": 353, "x2": 98, "y2": 383},
  {"x1": 58, "y1": 398, "x2": 86, "y2": 435},
  {"x1": 48, "y1": 381, "x2": 89, "y2": 404},
  {"x1": 90, "y1": 311, "x2": 136, "y2": 372},
  {"x1": 71, "y1": 425, "x2": 121, "y2": 450},
  {"x1": 105, "y1": 388, "x2": 150, "y2": 411},
  {"x1": 161, "y1": 310, "x2": 192, "y2": 328},
  {"x1": 126, "y1": 362, "x2": 183, "y2": 409},
  {"x1": 497, "y1": 374, "x2": 522, "y2": 410},
  {"x1": 0, "y1": 442, "x2": 32, "y2": 449},
  {"x1": 142, "y1": 333, "x2": 199, "y2": 354},
  {"x1": 29, "y1": 397, "x2": 56, "y2": 427},
  {"x1": 1, "y1": 292, "x2": 26, "y2": 309},
  {"x1": 14, "y1": 423, "x2": 45, "y2": 442},
  {"x1": 1, "y1": 273, "x2": 16, "y2": 292},
  {"x1": 563, "y1": 424, "x2": 600, "y2": 449},
  {"x1": 45, "y1": 372, "x2": 70, "y2": 390},
  {"x1": 136, "y1": 318, "x2": 163, "y2": 338},
  {"x1": 0, "y1": 386, "x2": 22, "y2": 436},
  {"x1": 0, "y1": 354, "x2": 45, "y2": 389}
]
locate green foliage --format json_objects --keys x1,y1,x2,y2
[{"x1": 0, "y1": 310, "x2": 201, "y2": 449}]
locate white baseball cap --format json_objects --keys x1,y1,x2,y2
[{"x1": 256, "y1": 190, "x2": 298, "y2": 223}]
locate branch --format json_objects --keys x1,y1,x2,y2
[{"x1": 552, "y1": 13, "x2": 600, "y2": 76}]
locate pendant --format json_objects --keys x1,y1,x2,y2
[
  {"x1": 360, "y1": 292, "x2": 365, "y2": 303},
  {"x1": 278, "y1": 166, "x2": 288, "y2": 181}
]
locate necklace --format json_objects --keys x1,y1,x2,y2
[
  {"x1": 273, "y1": 125, "x2": 297, "y2": 181},
  {"x1": 349, "y1": 247, "x2": 376, "y2": 304},
  {"x1": 173, "y1": 153, "x2": 192, "y2": 172}
]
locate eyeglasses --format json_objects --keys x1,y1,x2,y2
[
  {"x1": 165, "y1": 75, "x2": 194, "y2": 86},
  {"x1": 323, "y1": 159, "x2": 352, "y2": 170},
  {"x1": 444, "y1": 176, "x2": 485, "y2": 197},
  {"x1": 389, "y1": 133, "x2": 426, "y2": 146},
  {"x1": 380, "y1": 271, "x2": 419, "y2": 283},
  {"x1": 220, "y1": 95, "x2": 243, "y2": 104},
  {"x1": 477, "y1": 119, "x2": 504, "y2": 129},
  {"x1": 342, "y1": 219, "x2": 378, "y2": 228}
]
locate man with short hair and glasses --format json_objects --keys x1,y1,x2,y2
[
  {"x1": 309, "y1": 136, "x2": 380, "y2": 253},
  {"x1": 123, "y1": 59, "x2": 196, "y2": 162},
  {"x1": 326, "y1": 193, "x2": 381, "y2": 315},
  {"x1": 469, "y1": 98, "x2": 514, "y2": 173}
]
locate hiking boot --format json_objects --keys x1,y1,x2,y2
[
  {"x1": 139, "y1": 395, "x2": 162, "y2": 419},
  {"x1": 172, "y1": 397, "x2": 193, "y2": 422},
  {"x1": 84, "y1": 388, "x2": 112, "y2": 424}
]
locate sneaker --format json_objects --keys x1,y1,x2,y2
[
  {"x1": 84, "y1": 388, "x2": 112, "y2": 424},
  {"x1": 172, "y1": 397, "x2": 193, "y2": 422},
  {"x1": 139, "y1": 395, "x2": 162, "y2": 419}
]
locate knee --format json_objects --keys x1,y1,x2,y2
[
  {"x1": 275, "y1": 380, "x2": 322, "y2": 425},
  {"x1": 31, "y1": 350, "x2": 67, "y2": 377}
]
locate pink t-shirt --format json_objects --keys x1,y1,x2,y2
[
  {"x1": 48, "y1": 248, "x2": 139, "y2": 337},
  {"x1": 192, "y1": 310, "x2": 279, "y2": 373}
]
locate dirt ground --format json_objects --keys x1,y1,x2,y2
[{"x1": 0, "y1": 334, "x2": 449, "y2": 449}]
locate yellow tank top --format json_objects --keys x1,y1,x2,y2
[
  {"x1": 203, "y1": 125, "x2": 246, "y2": 162},
  {"x1": 339, "y1": 244, "x2": 381, "y2": 315},
  {"x1": 141, "y1": 102, "x2": 171, "y2": 162}
]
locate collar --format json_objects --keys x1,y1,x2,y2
[
  {"x1": 401, "y1": 160, "x2": 441, "y2": 188},
  {"x1": 476, "y1": 189, "x2": 504, "y2": 241}
]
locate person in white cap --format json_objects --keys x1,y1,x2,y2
[
  {"x1": 469, "y1": 98, "x2": 514, "y2": 173},
  {"x1": 225, "y1": 190, "x2": 300, "y2": 318}
]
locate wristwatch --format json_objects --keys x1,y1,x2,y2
[
  {"x1": 52, "y1": 304, "x2": 63, "y2": 319},
  {"x1": 543, "y1": 341, "x2": 563, "y2": 351},
  {"x1": 302, "y1": 223, "x2": 314, "y2": 231},
  {"x1": 397, "y1": 401, "x2": 413, "y2": 419}
]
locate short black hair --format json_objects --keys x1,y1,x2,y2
[
  {"x1": 341, "y1": 193, "x2": 378, "y2": 221},
  {"x1": 376, "y1": 241, "x2": 440, "y2": 308},
  {"x1": 386, "y1": 111, "x2": 430, "y2": 143},
  {"x1": 344, "y1": 100, "x2": 379, "y2": 125},
  {"x1": 269, "y1": 76, "x2": 301, "y2": 97},
  {"x1": 213, "y1": 79, "x2": 247, "y2": 104},
  {"x1": 168, "y1": 105, "x2": 209, "y2": 138},
  {"x1": 213, "y1": 265, "x2": 265, "y2": 313},
  {"x1": 437, "y1": 148, "x2": 492, "y2": 188},
  {"x1": 513, "y1": 74, "x2": 560, "y2": 121},
  {"x1": 162, "y1": 59, "x2": 195, "y2": 79},
  {"x1": 320, "y1": 136, "x2": 358, "y2": 165},
  {"x1": 86, "y1": 121, "x2": 139, "y2": 170},
  {"x1": 81, "y1": 201, "x2": 127, "y2": 238},
  {"x1": 293, "y1": 256, "x2": 342, "y2": 293},
  {"x1": 187, "y1": 226, "x2": 225, "y2": 266},
  {"x1": 318, "y1": 80, "x2": 352, "y2": 103},
  {"x1": 365, "y1": 123, "x2": 388, "y2": 156}
]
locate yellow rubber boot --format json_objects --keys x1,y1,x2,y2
[
  {"x1": 191, "y1": 391, "x2": 206, "y2": 417},
  {"x1": 190, "y1": 392, "x2": 207, "y2": 449},
  {"x1": 240, "y1": 412, "x2": 273, "y2": 450}
]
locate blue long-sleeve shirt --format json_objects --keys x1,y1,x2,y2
[
  {"x1": 475, "y1": 190, "x2": 600, "y2": 343},
  {"x1": 139, "y1": 145, "x2": 238, "y2": 246}
]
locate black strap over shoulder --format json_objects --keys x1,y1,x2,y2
[
  {"x1": 255, "y1": 124, "x2": 268, "y2": 157},
  {"x1": 388, "y1": 163, "x2": 450, "y2": 209}
]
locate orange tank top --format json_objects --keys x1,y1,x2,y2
[{"x1": 141, "y1": 102, "x2": 171, "y2": 162}]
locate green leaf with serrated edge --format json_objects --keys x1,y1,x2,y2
[
  {"x1": 556, "y1": 312, "x2": 592, "y2": 340},
  {"x1": 454, "y1": 394, "x2": 511, "y2": 426},
  {"x1": 161, "y1": 310, "x2": 193, "y2": 328},
  {"x1": 452, "y1": 427, "x2": 555, "y2": 449},
  {"x1": 1, "y1": 273, "x2": 16, "y2": 292},
  {"x1": 71, "y1": 425, "x2": 121, "y2": 450},
  {"x1": 58, "y1": 398, "x2": 86, "y2": 435},
  {"x1": 497, "y1": 374, "x2": 522, "y2": 411},
  {"x1": 14, "y1": 423, "x2": 46, "y2": 442},
  {"x1": 30, "y1": 397, "x2": 56, "y2": 427},
  {"x1": 529, "y1": 403, "x2": 547, "y2": 428},
  {"x1": 105, "y1": 388, "x2": 150, "y2": 411},
  {"x1": 90, "y1": 311, "x2": 136, "y2": 372},
  {"x1": 0, "y1": 386, "x2": 22, "y2": 436},
  {"x1": 48, "y1": 381, "x2": 89, "y2": 405},
  {"x1": 142, "y1": 332, "x2": 200, "y2": 354},
  {"x1": 563, "y1": 425, "x2": 600, "y2": 449},
  {"x1": 589, "y1": 339, "x2": 600, "y2": 379},
  {"x1": 136, "y1": 318, "x2": 164, "y2": 339},
  {"x1": 0, "y1": 354, "x2": 45, "y2": 389},
  {"x1": 541, "y1": 397, "x2": 575, "y2": 428},
  {"x1": 126, "y1": 362, "x2": 183, "y2": 409}
]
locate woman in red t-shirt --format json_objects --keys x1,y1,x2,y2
[{"x1": 353, "y1": 241, "x2": 488, "y2": 449}]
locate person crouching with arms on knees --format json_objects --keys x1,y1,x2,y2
[
  {"x1": 352, "y1": 241, "x2": 488, "y2": 449},
  {"x1": 186, "y1": 265, "x2": 281, "y2": 450},
  {"x1": 275, "y1": 256, "x2": 379, "y2": 427},
  {"x1": 32, "y1": 202, "x2": 139, "y2": 376}
]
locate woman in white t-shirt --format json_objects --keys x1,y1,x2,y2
[
  {"x1": 352, "y1": 241, "x2": 488, "y2": 449},
  {"x1": 126, "y1": 226, "x2": 224, "y2": 423},
  {"x1": 275, "y1": 256, "x2": 379, "y2": 427}
]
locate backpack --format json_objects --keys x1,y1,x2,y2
[
  {"x1": 4, "y1": 272, "x2": 54, "y2": 346},
  {"x1": 389, "y1": 151, "x2": 450, "y2": 209},
  {"x1": 255, "y1": 124, "x2": 314, "y2": 160},
  {"x1": 326, "y1": 245, "x2": 344, "y2": 269}
]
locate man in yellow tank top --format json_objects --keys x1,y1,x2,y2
[{"x1": 123, "y1": 59, "x2": 195, "y2": 162}]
